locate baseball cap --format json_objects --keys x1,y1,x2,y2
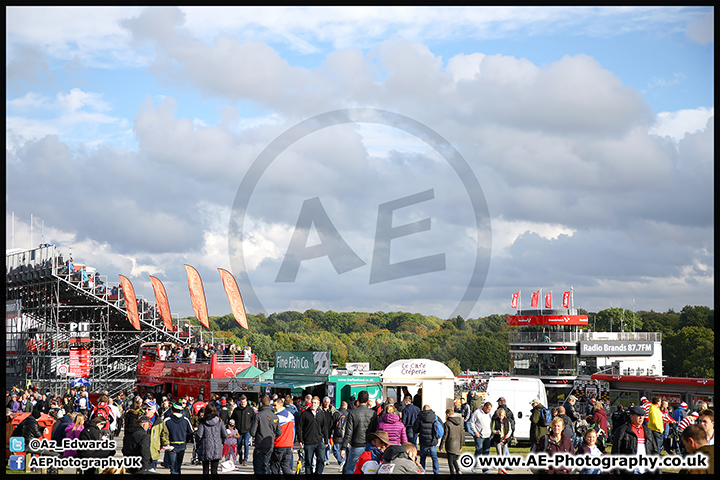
[
  {"x1": 568, "y1": 395, "x2": 578, "y2": 402},
  {"x1": 628, "y1": 406, "x2": 645, "y2": 416},
  {"x1": 145, "y1": 400, "x2": 158, "y2": 410},
  {"x1": 138, "y1": 415, "x2": 151, "y2": 424}
]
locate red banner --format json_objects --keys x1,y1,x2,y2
[
  {"x1": 545, "y1": 292, "x2": 552, "y2": 309},
  {"x1": 185, "y1": 264, "x2": 209, "y2": 329},
  {"x1": 150, "y1": 276, "x2": 175, "y2": 332},
  {"x1": 118, "y1": 275, "x2": 141, "y2": 330},
  {"x1": 511, "y1": 292, "x2": 519, "y2": 310},
  {"x1": 562, "y1": 291, "x2": 571, "y2": 308},
  {"x1": 218, "y1": 268, "x2": 249, "y2": 330},
  {"x1": 507, "y1": 314, "x2": 589, "y2": 326},
  {"x1": 531, "y1": 290, "x2": 540, "y2": 308}
]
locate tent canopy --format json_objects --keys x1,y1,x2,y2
[{"x1": 233, "y1": 366, "x2": 264, "y2": 379}]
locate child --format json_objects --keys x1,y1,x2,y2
[{"x1": 223, "y1": 419, "x2": 241, "y2": 469}]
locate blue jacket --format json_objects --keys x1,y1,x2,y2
[
  {"x1": 164, "y1": 413, "x2": 194, "y2": 447},
  {"x1": 401, "y1": 403, "x2": 421, "y2": 430}
]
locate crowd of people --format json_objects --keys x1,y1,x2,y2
[{"x1": 7, "y1": 383, "x2": 715, "y2": 476}]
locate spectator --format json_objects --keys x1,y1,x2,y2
[
  {"x1": 491, "y1": 407, "x2": 512, "y2": 461},
  {"x1": 330, "y1": 401, "x2": 349, "y2": 469},
  {"x1": 576, "y1": 428, "x2": 606, "y2": 474},
  {"x1": 229, "y1": 394, "x2": 255, "y2": 467},
  {"x1": 353, "y1": 431, "x2": 390, "y2": 474},
  {"x1": 270, "y1": 397, "x2": 296, "y2": 475},
  {"x1": 413, "y1": 404, "x2": 440, "y2": 475},
  {"x1": 122, "y1": 415, "x2": 153, "y2": 474},
  {"x1": 377, "y1": 403, "x2": 408, "y2": 446},
  {"x1": 679, "y1": 424, "x2": 715, "y2": 474},
  {"x1": 532, "y1": 415, "x2": 574, "y2": 474},
  {"x1": 163, "y1": 402, "x2": 195, "y2": 475},
  {"x1": 63, "y1": 413, "x2": 85, "y2": 458},
  {"x1": 647, "y1": 396, "x2": 664, "y2": 454},
  {"x1": 611, "y1": 405, "x2": 660, "y2": 474},
  {"x1": 297, "y1": 395, "x2": 329, "y2": 475},
  {"x1": 249, "y1": 396, "x2": 280, "y2": 475},
  {"x1": 78, "y1": 416, "x2": 115, "y2": 476},
  {"x1": 148, "y1": 404, "x2": 170, "y2": 473},
  {"x1": 529, "y1": 398, "x2": 549, "y2": 449},
  {"x1": 196, "y1": 402, "x2": 227, "y2": 480},
  {"x1": 469, "y1": 401, "x2": 493, "y2": 458},
  {"x1": 400, "y1": 394, "x2": 421, "y2": 447},
  {"x1": 222, "y1": 419, "x2": 240, "y2": 470},
  {"x1": 439, "y1": 408, "x2": 465, "y2": 475},
  {"x1": 341, "y1": 390, "x2": 378, "y2": 474},
  {"x1": 697, "y1": 409, "x2": 714, "y2": 445}
]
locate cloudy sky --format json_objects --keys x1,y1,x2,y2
[{"x1": 6, "y1": 6, "x2": 714, "y2": 322}]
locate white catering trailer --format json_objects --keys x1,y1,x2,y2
[{"x1": 381, "y1": 358, "x2": 456, "y2": 422}]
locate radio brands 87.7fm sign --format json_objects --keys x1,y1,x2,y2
[{"x1": 229, "y1": 109, "x2": 491, "y2": 319}]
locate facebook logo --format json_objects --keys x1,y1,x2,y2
[
  {"x1": 9, "y1": 436, "x2": 25, "y2": 452},
  {"x1": 9, "y1": 454, "x2": 25, "y2": 471}
]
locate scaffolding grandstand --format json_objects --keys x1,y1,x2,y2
[{"x1": 6, "y1": 244, "x2": 184, "y2": 398}]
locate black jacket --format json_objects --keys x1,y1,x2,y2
[
  {"x1": 611, "y1": 423, "x2": 660, "y2": 456},
  {"x1": 342, "y1": 405, "x2": 378, "y2": 448},
  {"x1": 22, "y1": 415, "x2": 44, "y2": 446},
  {"x1": 297, "y1": 407, "x2": 329, "y2": 446},
  {"x1": 230, "y1": 404, "x2": 256, "y2": 434},
  {"x1": 122, "y1": 427, "x2": 152, "y2": 472},
  {"x1": 78, "y1": 421, "x2": 114, "y2": 459},
  {"x1": 413, "y1": 408, "x2": 437, "y2": 447}
]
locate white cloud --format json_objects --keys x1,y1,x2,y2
[{"x1": 650, "y1": 107, "x2": 714, "y2": 142}]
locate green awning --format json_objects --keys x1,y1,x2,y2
[
  {"x1": 258, "y1": 367, "x2": 274, "y2": 381},
  {"x1": 233, "y1": 366, "x2": 264, "y2": 378}
]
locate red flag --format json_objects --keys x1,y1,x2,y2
[
  {"x1": 185, "y1": 265, "x2": 209, "y2": 329},
  {"x1": 118, "y1": 275, "x2": 141, "y2": 331},
  {"x1": 545, "y1": 292, "x2": 552, "y2": 309},
  {"x1": 511, "y1": 292, "x2": 519, "y2": 309},
  {"x1": 218, "y1": 268, "x2": 249, "y2": 330},
  {"x1": 531, "y1": 290, "x2": 540, "y2": 308},
  {"x1": 562, "y1": 291, "x2": 571, "y2": 308},
  {"x1": 149, "y1": 276, "x2": 174, "y2": 332}
]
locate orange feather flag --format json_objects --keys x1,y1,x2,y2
[
  {"x1": 184, "y1": 264, "x2": 209, "y2": 329},
  {"x1": 218, "y1": 268, "x2": 249, "y2": 330},
  {"x1": 149, "y1": 276, "x2": 175, "y2": 331},
  {"x1": 118, "y1": 275, "x2": 141, "y2": 331}
]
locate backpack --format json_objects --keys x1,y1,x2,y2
[
  {"x1": 93, "y1": 404, "x2": 112, "y2": 429},
  {"x1": 433, "y1": 416, "x2": 444, "y2": 442},
  {"x1": 334, "y1": 412, "x2": 347, "y2": 438},
  {"x1": 538, "y1": 407, "x2": 551, "y2": 427}
]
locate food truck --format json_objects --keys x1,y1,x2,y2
[{"x1": 381, "y1": 359, "x2": 455, "y2": 422}]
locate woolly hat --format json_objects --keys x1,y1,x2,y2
[{"x1": 172, "y1": 402, "x2": 184, "y2": 413}]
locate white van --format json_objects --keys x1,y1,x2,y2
[{"x1": 484, "y1": 377, "x2": 547, "y2": 443}]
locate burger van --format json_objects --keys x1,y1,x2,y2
[{"x1": 484, "y1": 376, "x2": 548, "y2": 443}]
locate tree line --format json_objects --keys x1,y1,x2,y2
[{"x1": 188, "y1": 305, "x2": 713, "y2": 378}]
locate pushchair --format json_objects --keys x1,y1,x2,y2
[{"x1": 665, "y1": 423, "x2": 683, "y2": 455}]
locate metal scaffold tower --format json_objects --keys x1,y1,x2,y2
[{"x1": 6, "y1": 244, "x2": 183, "y2": 397}]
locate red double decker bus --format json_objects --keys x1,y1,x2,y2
[{"x1": 135, "y1": 342, "x2": 257, "y2": 399}]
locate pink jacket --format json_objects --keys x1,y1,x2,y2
[
  {"x1": 64, "y1": 424, "x2": 84, "y2": 457},
  {"x1": 377, "y1": 413, "x2": 408, "y2": 445}
]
